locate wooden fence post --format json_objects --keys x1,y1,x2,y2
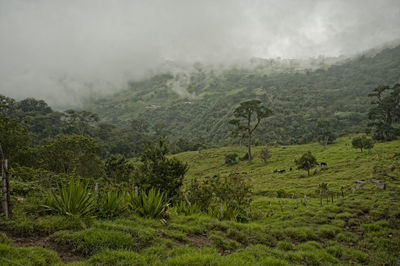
[
  {"x1": 1, "y1": 159, "x2": 10, "y2": 218},
  {"x1": 320, "y1": 191, "x2": 322, "y2": 206},
  {"x1": 95, "y1": 183, "x2": 99, "y2": 199},
  {"x1": 304, "y1": 194, "x2": 309, "y2": 208}
]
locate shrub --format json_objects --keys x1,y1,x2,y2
[
  {"x1": 105, "y1": 154, "x2": 134, "y2": 183},
  {"x1": 42, "y1": 178, "x2": 95, "y2": 217},
  {"x1": 185, "y1": 177, "x2": 214, "y2": 211},
  {"x1": 224, "y1": 153, "x2": 238, "y2": 165},
  {"x1": 211, "y1": 172, "x2": 253, "y2": 209},
  {"x1": 260, "y1": 147, "x2": 271, "y2": 163},
  {"x1": 134, "y1": 140, "x2": 188, "y2": 199},
  {"x1": 127, "y1": 188, "x2": 169, "y2": 219},
  {"x1": 186, "y1": 172, "x2": 253, "y2": 214},
  {"x1": 276, "y1": 189, "x2": 288, "y2": 198}
]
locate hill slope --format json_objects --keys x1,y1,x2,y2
[
  {"x1": 1, "y1": 137, "x2": 400, "y2": 265},
  {"x1": 86, "y1": 45, "x2": 400, "y2": 145}
]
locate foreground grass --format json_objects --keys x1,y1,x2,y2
[{"x1": 1, "y1": 136, "x2": 399, "y2": 265}]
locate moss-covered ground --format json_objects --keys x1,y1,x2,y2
[{"x1": 1, "y1": 136, "x2": 399, "y2": 265}]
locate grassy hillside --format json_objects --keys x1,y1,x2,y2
[
  {"x1": 1, "y1": 137, "x2": 399, "y2": 265},
  {"x1": 86, "y1": 45, "x2": 400, "y2": 145}
]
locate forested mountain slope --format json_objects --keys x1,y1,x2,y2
[{"x1": 86, "y1": 45, "x2": 400, "y2": 145}]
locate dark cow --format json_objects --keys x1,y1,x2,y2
[
  {"x1": 279, "y1": 169, "x2": 286, "y2": 173},
  {"x1": 289, "y1": 167, "x2": 293, "y2": 171},
  {"x1": 320, "y1": 162, "x2": 327, "y2": 167}
]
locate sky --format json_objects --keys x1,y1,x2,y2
[{"x1": 0, "y1": 0, "x2": 399, "y2": 107}]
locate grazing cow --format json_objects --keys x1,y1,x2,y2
[
  {"x1": 289, "y1": 167, "x2": 293, "y2": 171},
  {"x1": 279, "y1": 169, "x2": 286, "y2": 174},
  {"x1": 320, "y1": 162, "x2": 327, "y2": 167}
]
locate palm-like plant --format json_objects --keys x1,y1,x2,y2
[
  {"x1": 96, "y1": 191, "x2": 127, "y2": 218},
  {"x1": 43, "y1": 178, "x2": 95, "y2": 217},
  {"x1": 175, "y1": 200, "x2": 201, "y2": 216},
  {"x1": 128, "y1": 188, "x2": 169, "y2": 218}
]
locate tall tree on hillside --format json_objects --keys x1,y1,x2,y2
[
  {"x1": 316, "y1": 119, "x2": 336, "y2": 146},
  {"x1": 368, "y1": 84, "x2": 400, "y2": 141},
  {"x1": 230, "y1": 100, "x2": 272, "y2": 161},
  {"x1": 40, "y1": 135, "x2": 104, "y2": 178},
  {"x1": 131, "y1": 119, "x2": 150, "y2": 134},
  {"x1": 63, "y1": 110, "x2": 99, "y2": 136},
  {"x1": 0, "y1": 115, "x2": 30, "y2": 162}
]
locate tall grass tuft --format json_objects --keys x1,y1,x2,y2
[
  {"x1": 128, "y1": 188, "x2": 169, "y2": 219},
  {"x1": 42, "y1": 178, "x2": 95, "y2": 217}
]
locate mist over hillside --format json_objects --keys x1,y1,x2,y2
[
  {"x1": 1, "y1": 0, "x2": 400, "y2": 108},
  {"x1": 85, "y1": 44, "x2": 400, "y2": 145}
]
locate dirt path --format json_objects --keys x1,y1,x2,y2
[{"x1": 0, "y1": 230, "x2": 85, "y2": 264}]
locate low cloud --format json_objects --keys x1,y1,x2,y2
[{"x1": 0, "y1": 0, "x2": 399, "y2": 107}]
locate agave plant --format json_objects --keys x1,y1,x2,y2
[
  {"x1": 208, "y1": 203, "x2": 243, "y2": 222},
  {"x1": 42, "y1": 178, "x2": 95, "y2": 217},
  {"x1": 96, "y1": 191, "x2": 127, "y2": 218},
  {"x1": 128, "y1": 188, "x2": 169, "y2": 219},
  {"x1": 175, "y1": 200, "x2": 201, "y2": 216}
]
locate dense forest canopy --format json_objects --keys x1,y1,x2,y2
[{"x1": 85, "y1": 45, "x2": 400, "y2": 145}]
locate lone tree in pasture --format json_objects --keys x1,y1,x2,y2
[
  {"x1": 352, "y1": 135, "x2": 374, "y2": 153},
  {"x1": 295, "y1": 151, "x2": 318, "y2": 176},
  {"x1": 368, "y1": 83, "x2": 400, "y2": 141},
  {"x1": 230, "y1": 100, "x2": 272, "y2": 161}
]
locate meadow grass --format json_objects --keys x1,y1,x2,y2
[{"x1": 1, "y1": 136, "x2": 399, "y2": 265}]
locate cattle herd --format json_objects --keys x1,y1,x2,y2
[{"x1": 273, "y1": 162, "x2": 327, "y2": 174}]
